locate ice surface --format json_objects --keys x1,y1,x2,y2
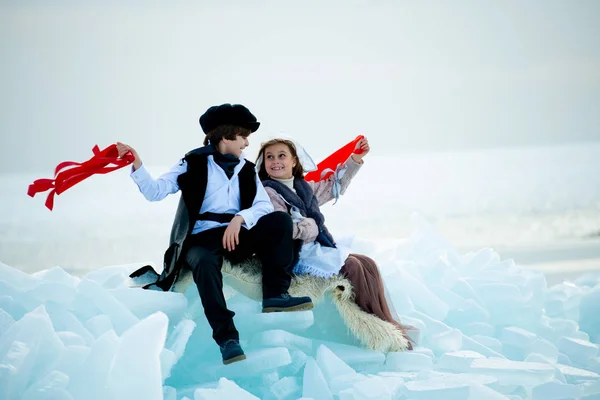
[
  {"x1": 329, "y1": 372, "x2": 369, "y2": 396},
  {"x1": 385, "y1": 269, "x2": 449, "y2": 321},
  {"x1": 26, "y1": 282, "x2": 76, "y2": 306},
  {"x1": 238, "y1": 310, "x2": 315, "y2": 333},
  {"x1": 67, "y1": 330, "x2": 119, "y2": 399},
  {"x1": 557, "y1": 336, "x2": 599, "y2": 365},
  {"x1": 0, "y1": 261, "x2": 39, "y2": 290},
  {"x1": 501, "y1": 326, "x2": 539, "y2": 361},
  {"x1": 397, "y1": 315, "x2": 425, "y2": 344},
  {"x1": 405, "y1": 375, "x2": 472, "y2": 399},
  {"x1": 531, "y1": 380, "x2": 583, "y2": 400},
  {"x1": 529, "y1": 338, "x2": 559, "y2": 363},
  {"x1": 34, "y1": 267, "x2": 75, "y2": 289},
  {"x1": 461, "y1": 321, "x2": 495, "y2": 337},
  {"x1": 443, "y1": 298, "x2": 490, "y2": 329},
  {"x1": 55, "y1": 345, "x2": 90, "y2": 379},
  {"x1": 110, "y1": 287, "x2": 187, "y2": 322},
  {"x1": 470, "y1": 335, "x2": 503, "y2": 354},
  {"x1": 437, "y1": 350, "x2": 486, "y2": 372},
  {"x1": 461, "y1": 334, "x2": 506, "y2": 358},
  {"x1": 313, "y1": 346, "x2": 365, "y2": 395},
  {"x1": 315, "y1": 345, "x2": 356, "y2": 382},
  {"x1": 580, "y1": 285, "x2": 600, "y2": 343},
  {"x1": 468, "y1": 383, "x2": 509, "y2": 399},
  {"x1": 163, "y1": 386, "x2": 177, "y2": 400},
  {"x1": 0, "y1": 306, "x2": 65, "y2": 399},
  {"x1": 45, "y1": 303, "x2": 95, "y2": 346},
  {"x1": 57, "y1": 331, "x2": 86, "y2": 347},
  {"x1": 554, "y1": 363, "x2": 600, "y2": 383},
  {"x1": 109, "y1": 312, "x2": 168, "y2": 399},
  {"x1": 0, "y1": 279, "x2": 39, "y2": 316},
  {"x1": 85, "y1": 314, "x2": 114, "y2": 338},
  {"x1": 250, "y1": 329, "x2": 313, "y2": 354},
  {"x1": 75, "y1": 279, "x2": 139, "y2": 334},
  {"x1": 350, "y1": 376, "x2": 393, "y2": 400},
  {"x1": 0, "y1": 308, "x2": 15, "y2": 335},
  {"x1": 580, "y1": 378, "x2": 600, "y2": 397},
  {"x1": 312, "y1": 340, "x2": 385, "y2": 368},
  {"x1": 21, "y1": 370, "x2": 73, "y2": 400},
  {"x1": 386, "y1": 350, "x2": 433, "y2": 371},
  {"x1": 279, "y1": 349, "x2": 308, "y2": 376},
  {"x1": 194, "y1": 347, "x2": 292, "y2": 382},
  {"x1": 302, "y1": 357, "x2": 333, "y2": 400},
  {"x1": 501, "y1": 327, "x2": 537, "y2": 349},
  {"x1": 2, "y1": 215, "x2": 600, "y2": 399},
  {"x1": 269, "y1": 376, "x2": 301, "y2": 399},
  {"x1": 165, "y1": 318, "x2": 196, "y2": 360},
  {"x1": 469, "y1": 358, "x2": 556, "y2": 386},
  {"x1": 82, "y1": 263, "x2": 141, "y2": 287},
  {"x1": 194, "y1": 377, "x2": 259, "y2": 400},
  {"x1": 428, "y1": 328, "x2": 463, "y2": 354}
]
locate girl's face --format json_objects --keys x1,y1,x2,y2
[{"x1": 264, "y1": 143, "x2": 297, "y2": 180}]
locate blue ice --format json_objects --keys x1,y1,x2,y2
[{"x1": 1, "y1": 216, "x2": 599, "y2": 399}]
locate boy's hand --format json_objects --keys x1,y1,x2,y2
[
  {"x1": 116, "y1": 142, "x2": 142, "y2": 170},
  {"x1": 351, "y1": 137, "x2": 370, "y2": 163},
  {"x1": 223, "y1": 215, "x2": 244, "y2": 251}
]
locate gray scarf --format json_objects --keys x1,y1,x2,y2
[{"x1": 262, "y1": 177, "x2": 336, "y2": 248}]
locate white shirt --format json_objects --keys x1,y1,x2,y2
[{"x1": 130, "y1": 155, "x2": 274, "y2": 234}]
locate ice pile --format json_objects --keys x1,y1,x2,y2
[{"x1": 1, "y1": 214, "x2": 599, "y2": 399}]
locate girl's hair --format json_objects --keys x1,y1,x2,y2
[
  {"x1": 256, "y1": 139, "x2": 305, "y2": 181},
  {"x1": 203, "y1": 125, "x2": 252, "y2": 146}
]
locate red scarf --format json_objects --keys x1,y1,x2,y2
[
  {"x1": 28, "y1": 144, "x2": 134, "y2": 210},
  {"x1": 304, "y1": 135, "x2": 364, "y2": 182}
]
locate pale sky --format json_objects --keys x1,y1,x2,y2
[{"x1": 1, "y1": 0, "x2": 599, "y2": 172}]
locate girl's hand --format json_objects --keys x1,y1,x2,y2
[
  {"x1": 223, "y1": 215, "x2": 244, "y2": 251},
  {"x1": 351, "y1": 137, "x2": 370, "y2": 163},
  {"x1": 116, "y1": 142, "x2": 142, "y2": 170}
]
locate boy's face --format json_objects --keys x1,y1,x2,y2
[{"x1": 221, "y1": 135, "x2": 249, "y2": 158}]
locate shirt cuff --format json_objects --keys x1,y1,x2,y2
[
  {"x1": 130, "y1": 164, "x2": 152, "y2": 183},
  {"x1": 236, "y1": 209, "x2": 257, "y2": 230}
]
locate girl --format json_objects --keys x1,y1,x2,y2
[{"x1": 256, "y1": 137, "x2": 414, "y2": 349}]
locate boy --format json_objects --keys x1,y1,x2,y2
[{"x1": 118, "y1": 104, "x2": 313, "y2": 365}]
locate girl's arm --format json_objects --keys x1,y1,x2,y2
[
  {"x1": 307, "y1": 137, "x2": 370, "y2": 206},
  {"x1": 264, "y1": 187, "x2": 319, "y2": 243},
  {"x1": 307, "y1": 155, "x2": 363, "y2": 206}
]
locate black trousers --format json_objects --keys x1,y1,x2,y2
[{"x1": 183, "y1": 211, "x2": 295, "y2": 345}]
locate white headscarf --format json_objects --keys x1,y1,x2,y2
[{"x1": 256, "y1": 135, "x2": 318, "y2": 174}]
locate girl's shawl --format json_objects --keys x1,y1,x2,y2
[{"x1": 262, "y1": 177, "x2": 336, "y2": 248}]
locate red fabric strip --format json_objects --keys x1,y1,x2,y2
[
  {"x1": 304, "y1": 135, "x2": 364, "y2": 182},
  {"x1": 28, "y1": 144, "x2": 134, "y2": 210}
]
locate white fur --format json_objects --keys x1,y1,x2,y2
[{"x1": 173, "y1": 258, "x2": 409, "y2": 352}]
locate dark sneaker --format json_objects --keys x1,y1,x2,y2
[
  {"x1": 219, "y1": 339, "x2": 246, "y2": 365},
  {"x1": 262, "y1": 293, "x2": 314, "y2": 313}
]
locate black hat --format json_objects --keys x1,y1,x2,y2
[{"x1": 199, "y1": 104, "x2": 260, "y2": 134}]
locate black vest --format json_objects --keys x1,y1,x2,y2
[
  {"x1": 178, "y1": 149, "x2": 257, "y2": 221},
  {"x1": 130, "y1": 148, "x2": 258, "y2": 291}
]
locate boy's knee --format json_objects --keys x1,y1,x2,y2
[{"x1": 266, "y1": 211, "x2": 293, "y2": 230}]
